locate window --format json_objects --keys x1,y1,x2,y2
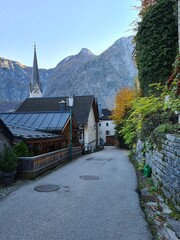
[
  {"x1": 99, "y1": 123, "x2": 101, "y2": 126},
  {"x1": 106, "y1": 123, "x2": 109, "y2": 126},
  {"x1": 106, "y1": 130, "x2": 110, "y2": 135}
]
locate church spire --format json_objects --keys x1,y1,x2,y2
[{"x1": 29, "y1": 44, "x2": 42, "y2": 98}]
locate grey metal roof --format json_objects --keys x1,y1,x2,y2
[
  {"x1": 0, "y1": 112, "x2": 70, "y2": 132},
  {"x1": 0, "y1": 118, "x2": 60, "y2": 140},
  {"x1": 9, "y1": 126, "x2": 60, "y2": 140}
]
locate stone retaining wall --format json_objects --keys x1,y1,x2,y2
[{"x1": 136, "y1": 135, "x2": 180, "y2": 210}]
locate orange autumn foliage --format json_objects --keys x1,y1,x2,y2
[
  {"x1": 142, "y1": 0, "x2": 156, "y2": 9},
  {"x1": 139, "y1": 0, "x2": 157, "y2": 18},
  {"x1": 112, "y1": 88, "x2": 135, "y2": 124}
]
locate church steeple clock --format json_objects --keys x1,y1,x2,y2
[{"x1": 29, "y1": 44, "x2": 42, "y2": 98}]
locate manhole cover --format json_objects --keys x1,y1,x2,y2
[
  {"x1": 95, "y1": 158, "x2": 106, "y2": 161},
  {"x1": 79, "y1": 175, "x2": 99, "y2": 180},
  {"x1": 34, "y1": 184, "x2": 60, "y2": 192},
  {"x1": 86, "y1": 157, "x2": 93, "y2": 161}
]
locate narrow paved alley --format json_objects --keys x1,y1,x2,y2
[{"x1": 0, "y1": 146, "x2": 152, "y2": 240}]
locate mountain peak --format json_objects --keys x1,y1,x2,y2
[
  {"x1": 0, "y1": 57, "x2": 26, "y2": 69},
  {"x1": 79, "y1": 48, "x2": 94, "y2": 56},
  {"x1": 0, "y1": 36, "x2": 137, "y2": 111},
  {"x1": 113, "y1": 36, "x2": 134, "y2": 47}
]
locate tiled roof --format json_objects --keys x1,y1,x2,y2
[
  {"x1": 15, "y1": 95, "x2": 99, "y2": 124},
  {"x1": 0, "y1": 112, "x2": 70, "y2": 132}
]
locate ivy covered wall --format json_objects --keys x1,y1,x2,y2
[{"x1": 135, "y1": 0, "x2": 178, "y2": 95}]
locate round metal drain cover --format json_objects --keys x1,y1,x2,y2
[
  {"x1": 34, "y1": 184, "x2": 60, "y2": 192},
  {"x1": 86, "y1": 157, "x2": 93, "y2": 161},
  {"x1": 79, "y1": 175, "x2": 99, "y2": 180}
]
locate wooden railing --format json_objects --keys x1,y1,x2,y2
[{"x1": 17, "y1": 146, "x2": 82, "y2": 179}]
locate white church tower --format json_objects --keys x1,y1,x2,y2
[{"x1": 30, "y1": 44, "x2": 42, "y2": 98}]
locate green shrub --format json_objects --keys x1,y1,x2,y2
[
  {"x1": 13, "y1": 141, "x2": 29, "y2": 157},
  {"x1": 120, "y1": 83, "x2": 180, "y2": 146},
  {"x1": 0, "y1": 145, "x2": 18, "y2": 172}
]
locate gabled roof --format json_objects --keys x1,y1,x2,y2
[
  {"x1": 73, "y1": 96, "x2": 99, "y2": 124},
  {"x1": 101, "y1": 108, "x2": 112, "y2": 120},
  {"x1": 0, "y1": 112, "x2": 71, "y2": 132},
  {"x1": 15, "y1": 96, "x2": 99, "y2": 124}
]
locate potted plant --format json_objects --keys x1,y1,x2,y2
[{"x1": 0, "y1": 145, "x2": 18, "y2": 184}]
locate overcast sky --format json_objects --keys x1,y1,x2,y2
[{"x1": 0, "y1": 0, "x2": 140, "y2": 69}]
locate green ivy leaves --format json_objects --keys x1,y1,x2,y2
[{"x1": 135, "y1": 0, "x2": 178, "y2": 95}]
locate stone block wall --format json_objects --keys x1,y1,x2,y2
[
  {"x1": 136, "y1": 135, "x2": 180, "y2": 210},
  {"x1": 135, "y1": 139, "x2": 145, "y2": 163}
]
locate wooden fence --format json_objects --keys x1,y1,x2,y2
[{"x1": 17, "y1": 146, "x2": 82, "y2": 179}]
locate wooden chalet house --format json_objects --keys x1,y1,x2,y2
[
  {"x1": 0, "y1": 112, "x2": 78, "y2": 156},
  {"x1": 14, "y1": 95, "x2": 99, "y2": 153}
]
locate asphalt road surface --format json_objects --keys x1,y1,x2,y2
[{"x1": 0, "y1": 146, "x2": 152, "y2": 240}]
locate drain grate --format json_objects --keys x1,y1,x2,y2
[
  {"x1": 34, "y1": 184, "x2": 60, "y2": 192},
  {"x1": 79, "y1": 175, "x2": 99, "y2": 180}
]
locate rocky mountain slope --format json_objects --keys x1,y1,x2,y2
[
  {"x1": 0, "y1": 58, "x2": 51, "y2": 102},
  {"x1": 45, "y1": 36, "x2": 137, "y2": 108},
  {"x1": 0, "y1": 36, "x2": 137, "y2": 111}
]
